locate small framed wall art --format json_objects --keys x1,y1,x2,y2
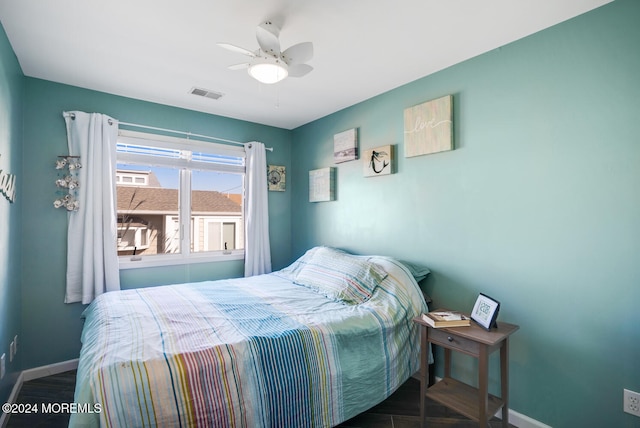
[
  {"x1": 363, "y1": 145, "x2": 393, "y2": 177},
  {"x1": 470, "y1": 293, "x2": 500, "y2": 330},
  {"x1": 267, "y1": 165, "x2": 286, "y2": 192},
  {"x1": 309, "y1": 167, "x2": 335, "y2": 202},
  {"x1": 334, "y1": 128, "x2": 358, "y2": 163},
  {"x1": 404, "y1": 95, "x2": 453, "y2": 158}
]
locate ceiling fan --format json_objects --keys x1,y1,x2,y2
[{"x1": 218, "y1": 21, "x2": 313, "y2": 84}]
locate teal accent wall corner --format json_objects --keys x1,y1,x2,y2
[
  {"x1": 20, "y1": 78, "x2": 292, "y2": 368},
  {"x1": 0, "y1": 21, "x2": 23, "y2": 407},
  {"x1": 291, "y1": 1, "x2": 640, "y2": 426}
]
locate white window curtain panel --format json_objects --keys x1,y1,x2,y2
[
  {"x1": 243, "y1": 142, "x2": 272, "y2": 276},
  {"x1": 63, "y1": 111, "x2": 120, "y2": 304}
]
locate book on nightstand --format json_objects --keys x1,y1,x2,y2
[{"x1": 421, "y1": 309, "x2": 471, "y2": 328}]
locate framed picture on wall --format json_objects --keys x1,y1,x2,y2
[
  {"x1": 267, "y1": 165, "x2": 286, "y2": 192},
  {"x1": 404, "y1": 95, "x2": 453, "y2": 158},
  {"x1": 363, "y1": 145, "x2": 393, "y2": 177},
  {"x1": 334, "y1": 128, "x2": 358, "y2": 163},
  {"x1": 309, "y1": 167, "x2": 336, "y2": 202},
  {"x1": 470, "y1": 293, "x2": 500, "y2": 330}
]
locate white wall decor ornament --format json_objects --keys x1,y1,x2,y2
[{"x1": 54, "y1": 155, "x2": 81, "y2": 211}]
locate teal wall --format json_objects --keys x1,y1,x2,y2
[
  {"x1": 20, "y1": 78, "x2": 292, "y2": 368},
  {"x1": 0, "y1": 23, "x2": 22, "y2": 406},
  {"x1": 290, "y1": 1, "x2": 639, "y2": 427}
]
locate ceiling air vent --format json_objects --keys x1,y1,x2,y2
[{"x1": 189, "y1": 87, "x2": 224, "y2": 100}]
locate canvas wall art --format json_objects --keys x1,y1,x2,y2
[
  {"x1": 334, "y1": 128, "x2": 358, "y2": 163},
  {"x1": 404, "y1": 95, "x2": 453, "y2": 158},
  {"x1": 363, "y1": 145, "x2": 393, "y2": 177},
  {"x1": 309, "y1": 167, "x2": 335, "y2": 202},
  {"x1": 267, "y1": 165, "x2": 286, "y2": 191}
]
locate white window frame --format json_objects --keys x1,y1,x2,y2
[{"x1": 116, "y1": 130, "x2": 245, "y2": 270}]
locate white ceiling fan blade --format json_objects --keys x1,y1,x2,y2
[
  {"x1": 282, "y1": 42, "x2": 313, "y2": 65},
  {"x1": 228, "y1": 63, "x2": 249, "y2": 70},
  {"x1": 256, "y1": 21, "x2": 281, "y2": 56},
  {"x1": 217, "y1": 43, "x2": 255, "y2": 57},
  {"x1": 288, "y1": 64, "x2": 313, "y2": 78}
]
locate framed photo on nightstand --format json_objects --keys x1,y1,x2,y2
[{"x1": 471, "y1": 293, "x2": 500, "y2": 330}]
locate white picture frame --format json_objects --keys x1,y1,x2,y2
[{"x1": 471, "y1": 293, "x2": 500, "y2": 330}]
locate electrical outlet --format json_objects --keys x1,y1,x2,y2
[
  {"x1": 624, "y1": 389, "x2": 640, "y2": 417},
  {"x1": 0, "y1": 353, "x2": 5, "y2": 379}
]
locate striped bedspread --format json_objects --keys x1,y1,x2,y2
[{"x1": 70, "y1": 256, "x2": 427, "y2": 428}]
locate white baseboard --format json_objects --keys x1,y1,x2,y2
[
  {"x1": 0, "y1": 359, "x2": 79, "y2": 428},
  {"x1": 22, "y1": 358, "x2": 78, "y2": 382},
  {"x1": 502, "y1": 408, "x2": 553, "y2": 428},
  {"x1": 0, "y1": 372, "x2": 24, "y2": 428}
]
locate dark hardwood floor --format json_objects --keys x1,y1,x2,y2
[
  {"x1": 5, "y1": 371, "x2": 515, "y2": 428},
  {"x1": 6, "y1": 370, "x2": 77, "y2": 428},
  {"x1": 336, "y1": 376, "x2": 516, "y2": 428}
]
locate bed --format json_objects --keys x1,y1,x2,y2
[{"x1": 70, "y1": 246, "x2": 430, "y2": 427}]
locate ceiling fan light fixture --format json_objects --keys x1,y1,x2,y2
[{"x1": 248, "y1": 56, "x2": 289, "y2": 84}]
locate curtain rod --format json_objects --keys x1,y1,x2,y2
[
  {"x1": 118, "y1": 121, "x2": 273, "y2": 152},
  {"x1": 64, "y1": 113, "x2": 272, "y2": 151}
]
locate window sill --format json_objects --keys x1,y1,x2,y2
[{"x1": 118, "y1": 250, "x2": 244, "y2": 270}]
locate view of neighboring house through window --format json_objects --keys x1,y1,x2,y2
[{"x1": 116, "y1": 131, "x2": 245, "y2": 266}]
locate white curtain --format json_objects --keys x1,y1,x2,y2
[
  {"x1": 63, "y1": 111, "x2": 120, "y2": 304},
  {"x1": 244, "y1": 142, "x2": 272, "y2": 276}
]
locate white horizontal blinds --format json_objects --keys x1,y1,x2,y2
[
  {"x1": 191, "y1": 151, "x2": 244, "y2": 166},
  {"x1": 117, "y1": 133, "x2": 245, "y2": 174}
]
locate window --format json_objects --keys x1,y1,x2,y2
[{"x1": 116, "y1": 130, "x2": 245, "y2": 269}]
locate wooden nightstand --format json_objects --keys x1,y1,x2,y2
[{"x1": 413, "y1": 316, "x2": 519, "y2": 428}]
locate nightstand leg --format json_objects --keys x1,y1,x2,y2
[
  {"x1": 501, "y1": 338, "x2": 510, "y2": 428},
  {"x1": 420, "y1": 326, "x2": 428, "y2": 428},
  {"x1": 478, "y1": 345, "x2": 488, "y2": 428},
  {"x1": 444, "y1": 348, "x2": 452, "y2": 379}
]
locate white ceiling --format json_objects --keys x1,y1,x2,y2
[{"x1": 0, "y1": 0, "x2": 611, "y2": 130}]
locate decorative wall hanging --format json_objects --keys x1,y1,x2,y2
[
  {"x1": 0, "y1": 154, "x2": 17, "y2": 203},
  {"x1": 404, "y1": 95, "x2": 453, "y2": 158},
  {"x1": 334, "y1": 128, "x2": 358, "y2": 163},
  {"x1": 363, "y1": 145, "x2": 394, "y2": 177},
  {"x1": 54, "y1": 155, "x2": 81, "y2": 211},
  {"x1": 309, "y1": 167, "x2": 335, "y2": 202},
  {"x1": 267, "y1": 165, "x2": 286, "y2": 191}
]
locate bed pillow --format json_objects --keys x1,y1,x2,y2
[
  {"x1": 399, "y1": 260, "x2": 431, "y2": 282},
  {"x1": 294, "y1": 247, "x2": 388, "y2": 304},
  {"x1": 277, "y1": 246, "x2": 321, "y2": 278}
]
